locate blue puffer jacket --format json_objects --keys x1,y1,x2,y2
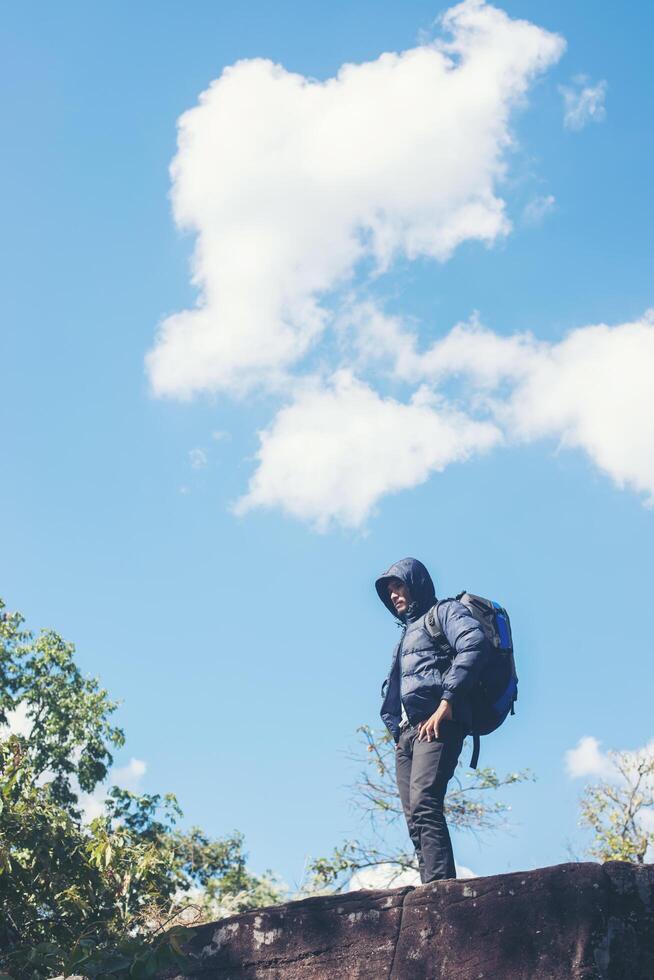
[{"x1": 377, "y1": 557, "x2": 488, "y2": 742}]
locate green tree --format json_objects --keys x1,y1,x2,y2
[
  {"x1": 0, "y1": 599, "x2": 283, "y2": 979},
  {"x1": 0, "y1": 734, "x2": 190, "y2": 977},
  {"x1": 169, "y1": 824, "x2": 282, "y2": 920},
  {"x1": 579, "y1": 746, "x2": 654, "y2": 864},
  {"x1": 307, "y1": 724, "x2": 533, "y2": 891},
  {"x1": 0, "y1": 601, "x2": 124, "y2": 815}
]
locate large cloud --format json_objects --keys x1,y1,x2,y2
[
  {"x1": 502, "y1": 314, "x2": 654, "y2": 501},
  {"x1": 399, "y1": 311, "x2": 654, "y2": 504},
  {"x1": 146, "y1": 2, "x2": 654, "y2": 529},
  {"x1": 146, "y1": 0, "x2": 564, "y2": 397},
  {"x1": 234, "y1": 371, "x2": 501, "y2": 530},
  {"x1": 237, "y1": 311, "x2": 654, "y2": 526}
]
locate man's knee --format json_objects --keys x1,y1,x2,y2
[{"x1": 409, "y1": 784, "x2": 446, "y2": 825}]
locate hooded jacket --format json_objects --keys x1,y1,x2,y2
[{"x1": 376, "y1": 557, "x2": 488, "y2": 742}]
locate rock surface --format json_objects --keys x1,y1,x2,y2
[{"x1": 164, "y1": 862, "x2": 654, "y2": 979}]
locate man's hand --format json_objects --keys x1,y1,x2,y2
[{"x1": 418, "y1": 699, "x2": 453, "y2": 742}]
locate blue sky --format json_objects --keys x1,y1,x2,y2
[{"x1": 2, "y1": 0, "x2": 653, "y2": 889}]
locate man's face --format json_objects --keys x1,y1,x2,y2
[{"x1": 387, "y1": 577, "x2": 411, "y2": 616}]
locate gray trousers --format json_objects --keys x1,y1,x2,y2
[{"x1": 395, "y1": 721, "x2": 464, "y2": 883}]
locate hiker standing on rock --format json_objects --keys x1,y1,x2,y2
[{"x1": 377, "y1": 557, "x2": 489, "y2": 883}]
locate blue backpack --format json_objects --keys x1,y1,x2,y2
[{"x1": 425, "y1": 592, "x2": 518, "y2": 768}]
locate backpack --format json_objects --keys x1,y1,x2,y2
[{"x1": 424, "y1": 592, "x2": 518, "y2": 769}]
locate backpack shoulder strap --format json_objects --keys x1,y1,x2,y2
[
  {"x1": 424, "y1": 600, "x2": 454, "y2": 657},
  {"x1": 470, "y1": 733, "x2": 481, "y2": 769}
]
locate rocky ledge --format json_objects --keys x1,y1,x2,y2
[{"x1": 166, "y1": 862, "x2": 654, "y2": 979}]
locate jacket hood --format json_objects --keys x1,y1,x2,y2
[{"x1": 375, "y1": 557, "x2": 436, "y2": 622}]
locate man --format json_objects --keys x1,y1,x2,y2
[{"x1": 376, "y1": 557, "x2": 488, "y2": 884}]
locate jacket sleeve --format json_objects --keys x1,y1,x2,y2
[{"x1": 437, "y1": 600, "x2": 488, "y2": 702}]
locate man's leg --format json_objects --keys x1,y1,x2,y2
[
  {"x1": 408, "y1": 723, "x2": 464, "y2": 882},
  {"x1": 394, "y1": 727, "x2": 425, "y2": 882}
]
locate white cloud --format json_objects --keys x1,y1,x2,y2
[
  {"x1": 234, "y1": 371, "x2": 501, "y2": 530},
  {"x1": 560, "y1": 75, "x2": 607, "y2": 131},
  {"x1": 230, "y1": 309, "x2": 654, "y2": 526},
  {"x1": 336, "y1": 301, "x2": 420, "y2": 378},
  {"x1": 391, "y1": 313, "x2": 545, "y2": 388},
  {"x1": 565, "y1": 736, "x2": 616, "y2": 780},
  {"x1": 522, "y1": 193, "x2": 556, "y2": 226},
  {"x1": 113, "y1": 757, "x2": 147, "y2": 791},
  {"x1": 204, "y1": 303, "x2": 654, "y2": 527},
  {"x1": 566, "y1": 737, "x2": 654, "y2": 862},
  {"x1": 189, "y1": 447, "x2": 208, "y2": 468},
  {"x1": 146, "y1": 1, "x2": 564, "y2": 398},
  {"x1": 394, "y1": 311, "x2": 654, "y2": 507},
  {"x1": 348, "y1": 864, "x2": 421, "y2": 890},
  {"x1": 1, "y1": 702, "x2": 148, "y2": 824},
  {"x1": 502, "y1": 312, "x2": 654, "y2": 503},
  {"x1": 143, "y1": 2, "x2": 653, "y2": 529},
  {"x1": 2, "y1": 701, "x2": 33, "y2": 738},
  {"x1": 565, "y1": 736, "x2": 654, "y2": 784},
  {"x1": 77, "y1": 786, "x2": 109, "y2": 824},
  {"x1": 78, "y1": 757, "x2": 147, "y2": 824},
  {"x1": 347, "y1": 860, "x2": 475, "y2": 890}
]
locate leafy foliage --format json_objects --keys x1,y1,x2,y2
[
  {"x1": 307, "y1": 724, "x2": 533, "y2": 890},
  {"x1": 0, "y1": 733, "x2": 188, "y2": 978},
  {"x1": 579, "y1": 747, "x2": 654, "y2": 864},
  {"x1": 170, "y1": 825, "x2": 282, "y2": 919},
  {"x1": 0, "y1": 602, "x2": 124, "y2": 815},
  {"x1": 0, "y1": 599, "x2": 284, "y2": 979}
]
